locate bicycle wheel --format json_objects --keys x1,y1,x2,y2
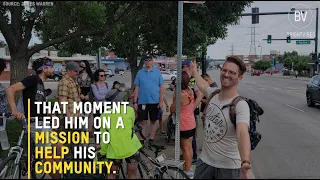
[
  {"x1": 161, "y1": 166, "x2": 190, "y2": 179},
  {"x1": 31, "y1": 155, "x2": 45, "y2": 179},
  {"x1": 0, "y1": 154, "x2": 21, "y2": 179}
]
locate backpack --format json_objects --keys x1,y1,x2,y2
[{"x1": 206, "y1": 89, "x2": 264, "y2": 150}]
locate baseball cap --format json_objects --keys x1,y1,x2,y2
[
  {"x1": 66, "y1": 61, "x2": 82, "y2": 72},
  {"x1": 105, "y1": 89, "x2": 127, "y2": 102},
  {"x1": 182, "y1": 59, "x2": 191, "y2": 66}
]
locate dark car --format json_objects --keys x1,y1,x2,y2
[
  {"x1": 50, "y1": 71, "x2": 63, "y2": 81},
  {"x1": 306, "y1": 75, "x2": 320, "y2": 107}
]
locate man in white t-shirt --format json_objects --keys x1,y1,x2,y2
[{"x1": 189, "y1": 57, "x2": 251, "y2": 179}]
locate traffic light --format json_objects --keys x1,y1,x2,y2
[
  {"x1": 311, "y1": 53, "x2": 316, "y2": 61},
  {"x1": 318, "y1": 53, "x2": 320, "y2": 61},
  {"x1": 286, "y1": 35, "x2": 291, "y2": 43},
  {"x1": 267, "y1": 35, "x2": 271, "y2": 43}
]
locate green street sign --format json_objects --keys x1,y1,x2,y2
[{"x1": 296, "y1": 40, "x2": 311, "y2": 45}]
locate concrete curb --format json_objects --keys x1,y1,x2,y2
[{"x1": 264, "y1": 75, "x2": 310, "y2": 82}]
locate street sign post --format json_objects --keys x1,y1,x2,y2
[{"x1": 296, "y1": 40, "x2": 311, "y2": 45}]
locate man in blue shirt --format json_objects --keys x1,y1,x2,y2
[{"x1": 133, "y1": 56, "x2": 164, "y2": 146}]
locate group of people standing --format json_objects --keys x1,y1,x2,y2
[{"x1": 0, "y1": 54, "x2": 253, "y2": 179}]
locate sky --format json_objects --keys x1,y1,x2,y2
[
  {"x1": 207, "y1": 1, "x2": 320, "y2": 59},
  {"x1": 1, "y1": 1, "x2": 320, "y2": 59}
]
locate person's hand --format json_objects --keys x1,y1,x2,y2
[
  {"x1": 133, "y1": 103, "x2": 138, "y2": 112},
  {"x1": 240, "y1": 162, "x2": 251, "y2": 179},
  {"x1": 12, "y1": 110, "x2": 25, "y2": 119},
  {"x1": 158, "y1": 102, "x2": 163, "y2": 111},
  {"x1": 80, "y1": 94, "x2": 85, "y2": 100},
  {"x1": 190, "y1": 61, "x2": 198, "y2": 77},
  {"x1": 85, "y1": 95, "x2": 89, "y2": 101}
]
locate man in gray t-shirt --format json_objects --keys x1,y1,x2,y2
[{"x1": 189, "y1": 57, "x2": 252, "y2": 179}]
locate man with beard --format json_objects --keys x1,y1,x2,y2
[
  {"x1": 6, "y1": 57, "x2": 62, "y2": 179},
  {"x1": 191, "y1": 57, "x2": 251, "y2": 179}
]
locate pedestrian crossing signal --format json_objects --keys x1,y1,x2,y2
[{"x1": 267, "y1": 35, "x2": 271, "y2": 44}]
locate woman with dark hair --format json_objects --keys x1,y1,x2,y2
[
  {"x1": 91, "y1": 69, "x2": 109, "y2": 102},
  {"x1": 170, "y1": 71, "x2": 196, "y2": 178},
  {"x1": 77, "y1": 60, "x2": 94, "y2": 102}
]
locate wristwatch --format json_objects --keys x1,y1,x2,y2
[{"x1": 241, "y1": 160, "x2": 250, "y2": 166}]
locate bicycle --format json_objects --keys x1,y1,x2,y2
[
  {"x1": 0, "y1": 113, "x2": 45, "y2": 179},
  {"x1": 97, "y1": 122, "x2": 190, "y2": 179}
]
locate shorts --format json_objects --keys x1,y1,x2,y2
[
  {"x1": 138, "y1": 104, "x2": 159, "y2": 121},
  {"x1": 194, "y1": 159, "x2": 240, "y2": 179},
  {"x1": 107, "y1": 151, "x2": 141, "y2": 166},
  {"x1": 180, "y1": 128, "x2": 196, "y2": 139}
]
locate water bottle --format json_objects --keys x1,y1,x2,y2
[{"x1": 0, "y1": 117, "x2": 10, "y2": 150}]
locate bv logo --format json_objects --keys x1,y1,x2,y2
[
  {"x1": 288, "y1": 4, "x2": 313, "y2": 29},
  {"x1": 295, "y1": 11, "x2": 307, "y2": 22}
]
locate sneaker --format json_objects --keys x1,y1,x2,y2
[
  {"x1": 160, "y1": 131, "x2": 167, "y2": 136},
  {"x1": 184, "y1": 170, "x2": 194, "y2": 179}
]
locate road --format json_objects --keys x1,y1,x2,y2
[{"x1": 237, "y1": 72, "x2": 320, "y2": 179}]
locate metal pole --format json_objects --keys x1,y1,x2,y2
[
  {"x1": 201, "y1": 51, "x2": 206, "y2": 75},
  {"x1": 315, "y1": 8, "x2": 319, "y2": 75},
  {"x1": 260, "y1": 46, "x2": 262, "y2": 61},
  {"x1": 97, "y1": 47, "x2": 101, "y2": 69},
  {"x1": 175, "y1": 1, "x2": 183, "y2": 166}
]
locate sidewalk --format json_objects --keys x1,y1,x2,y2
[{"x1": 263, "y1": 73, "x2": 310, "y2": 81}]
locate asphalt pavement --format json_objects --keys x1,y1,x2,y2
[{"x1": 237, "y1": 72, "x2": 320, "y2": 179}]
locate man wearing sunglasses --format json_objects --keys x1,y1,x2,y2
[{"x1": 133, "y1": 56, "x2": 164, "y2": 147}]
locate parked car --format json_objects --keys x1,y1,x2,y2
[
  {"x1": 251, "y1": 70, "x2": 261, "y2": 76},
  {"x1": 265, "y1": 69, "x2": 280, "y2": 74},
  {"x1": 50, "y1": 71, "x2": 63, "y2": 81},
  {"x1": 115, "y1": 68, "x2": 125, "y2": 74},
  {"x1": 306, "y1": 75, "x2": 320, "y2": 107},
  {"x1": 161, "y1": 71, "x2": 176, "y2": 81},
  {"x1": 105, "y1": 69, "x2": 114, "y2": 77}
]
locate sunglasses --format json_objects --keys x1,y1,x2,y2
[
  {"x1": 144, "y1": 59, "x2": 152, "y2": 62},
  {"x1": 100, "y1": 74, "x2": 106, "y2": 77}
]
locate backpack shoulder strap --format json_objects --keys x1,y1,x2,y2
[
  {"x1": 229, "y1": 96, "x2": 246, "y2": 128},
  {"x1": 203, "y1": 88, "x2": 220, "y2": 114},
  {"x1": 105, "y1": 82, "x2": 108, "y2": 89},
  {"x1": 95, "y1": 83, "x2": 99, "y2": 90}
]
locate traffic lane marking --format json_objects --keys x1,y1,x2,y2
[{"x1": 285, "y1": 104, "x2": 305, "y2": 113}]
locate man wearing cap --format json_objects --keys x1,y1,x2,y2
[
  {"x1": 100, "y1": 89, "x2": 142, "y2": 179},
  {"x1": 57, "y1": 61, "x2": 82, "y2": 126},
  {"x1": 133, "y1": 56, "x2": 164, "y2": 147}
]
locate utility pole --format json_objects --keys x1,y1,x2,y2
[
  {"x1": 229, "y1": 44, "x2": 235, "y2": 56},
  {"x1": 315, "y1": 8, "x2": 319, "y2": 74}
]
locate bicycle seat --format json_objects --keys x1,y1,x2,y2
[{"x1": 149, "y1": 144, "x2": 166, "y2": 151}]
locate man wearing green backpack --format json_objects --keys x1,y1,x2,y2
[{"x1": 99, "y1": 89, "x2": 142, "y2": 179}]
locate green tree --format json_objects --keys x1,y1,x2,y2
[
  {"x1": 252, "y1": 60, "x2": 272, "y2": 71},
  {"x1": 0, "y1": 1, "x2": 137, "y2": 84},
  {"x1": 54, "y1": 1, "x2": 252, "y2": 87}
]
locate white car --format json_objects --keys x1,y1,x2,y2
[
  {"x1": 161, "y1": 71, "x2": 176, "y2": 81},
  {"x1": 105, "y1": 69, "x2": 114, "y2": 77}
]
